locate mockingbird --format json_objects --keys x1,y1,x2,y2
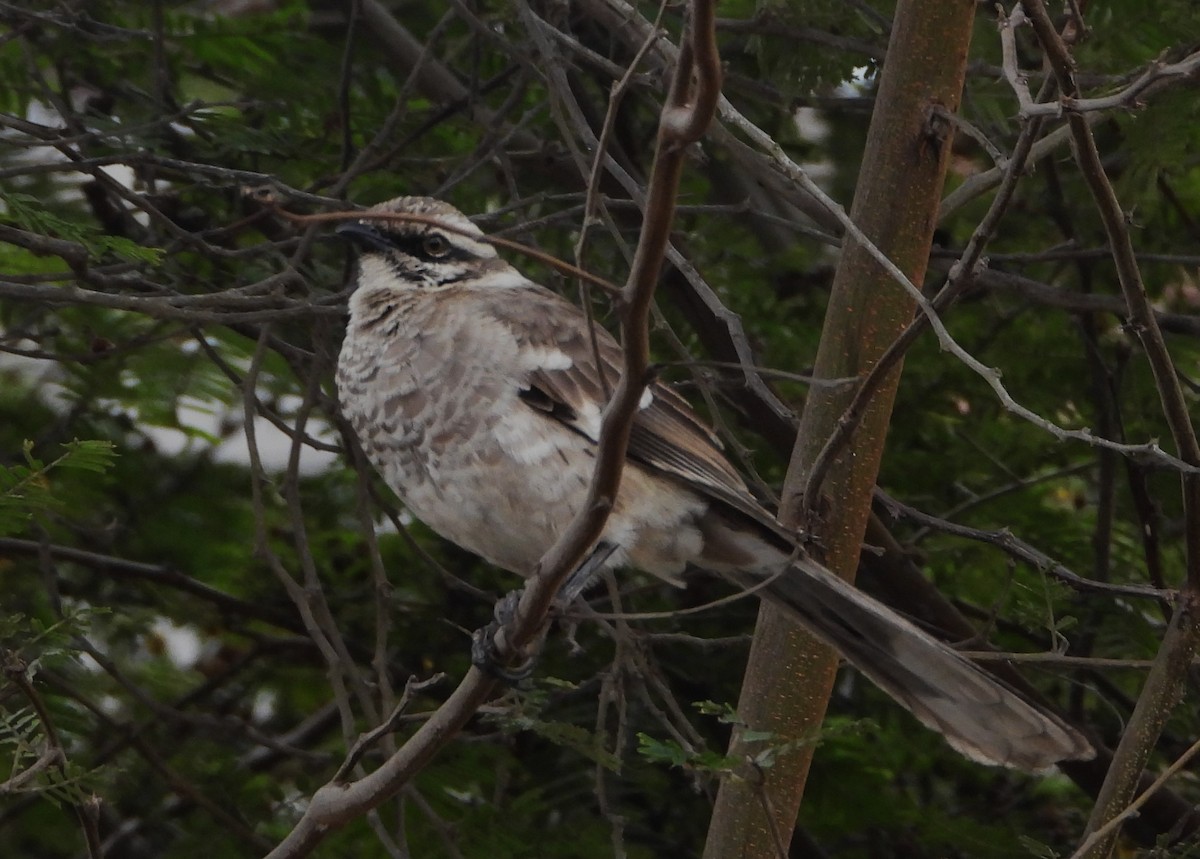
[{"x1": 335, "y1": 195, "x2": 1093, "y2": 772}]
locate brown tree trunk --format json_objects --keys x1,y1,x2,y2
[{"x1": 703, "y1": 1, "x2": 977, "y2": 855}]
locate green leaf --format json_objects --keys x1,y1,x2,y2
[{"x1": 0, "y1": 440, "x2": 116, "y2": 535}]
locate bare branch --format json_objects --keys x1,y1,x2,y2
[
  {"x1": 876, "y1": 489, "x2": 1171, "y2": 603},
  {"x1": 1018, "y1": 50, "x2": 1200, "y2": 119}
]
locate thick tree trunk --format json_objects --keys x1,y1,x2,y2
[{"x1": 703, "y1": 1, "x2": 976, "y2": 855}]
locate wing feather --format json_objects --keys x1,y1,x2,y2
[{"x1": 483, "y1": 286, "x2": 778, "y2": 526}]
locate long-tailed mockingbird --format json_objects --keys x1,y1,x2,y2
[{"x1": 335, "y1": 196, "x2": 1093, "y2": 772}]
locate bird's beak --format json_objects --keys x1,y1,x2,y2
[{"x1": 335, "y1": 221, "x2": 392, "y2": 253}]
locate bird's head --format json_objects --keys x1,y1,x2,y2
[{"x1": 337, "y1": 196, "x2": 511, "y2": 292}]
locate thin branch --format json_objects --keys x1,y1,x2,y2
[
  {"x1": 333, "y1": 674, "x2": 447, "y2": 783},
  {"x1": 0, "y1": 538, "x2": 310, "y2": 635},
  {"x1": 1069, "y1": 732, "x2": 1200, "y2": 859},
  {"x1": 876, "y1": 489, "x2": 1170, "y2": 603},
  {"x1": 1017, "y1": 49, "x2": 1200, "y2": 119},
  {"x1": 2, "y1": 652, "x2": 103, "y2": 858},
  {"x1": 241, "y1": 325, "x2": 360, "y2": 746},
  {"x1": 959, "y1": 268, "x2": 1200, "y2": 337},
  {"x1": 958, "y1": 652, "x2": 1169, "y2": 669},
  {"x1": 0, "y1": 745, "x2": 64, "y2": 793}
]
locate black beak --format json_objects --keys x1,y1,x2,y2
[{"x1": 335, "y1": 221, "x2": 393, "y2": 253}]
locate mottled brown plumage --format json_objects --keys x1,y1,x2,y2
[{"x1": 335, "y1": 196, "x2": 1093, "y2": 771}]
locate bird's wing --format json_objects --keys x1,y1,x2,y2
[{"x1": 483, "y1": 286, "x2": 776, "y2": 526}]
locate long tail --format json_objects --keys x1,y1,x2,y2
[{"x1": 721, "y1": 555, "x2": 1093, "y2": 772}]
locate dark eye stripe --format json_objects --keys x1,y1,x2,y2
[{"x1": 377, "y1": 232, "x2": 476, "y2": 263}]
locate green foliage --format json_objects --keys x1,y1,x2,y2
[
  {"x1": 738, "y1": 0, "x2": 892, "y2": 94},
  {"x1": 487, "y1": 683, "x2": 623, "y2": 773},
  {"x1": 636, "y1": 731, "x2": 741, "y2": 773},
  {"x1": 637, "y1": 702, "x2": 869, "y2": 780},
  {"x1": 1, "y1": 192, "x2": 163, "y2": 265},
  {"x1": 1, "y1": 0, "x2": 1199, "y2": 856},
  {"x1": 0, "y1": 702, "x2": 96, "y2": 809},
  {"x1": 0, "y1": 603, "x2": 111, "y2": 812},
  {"x1": 0, "y1": 440, "x2": 116, "y2": 537}
]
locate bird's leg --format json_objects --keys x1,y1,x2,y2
[
  {"x1": 558, "y1": 541, "x2": 619, "y2": 604},
  {"x1": 553, "y1": 542, "x2": 620, "y2": 657}
]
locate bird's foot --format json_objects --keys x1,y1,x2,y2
[{"x1": 471, "y1": 589, "x2": 537, "y2": 685}]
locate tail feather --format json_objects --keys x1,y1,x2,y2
[{"x1": 725, "y1": 557, "x2": 1094, "y2": 772}]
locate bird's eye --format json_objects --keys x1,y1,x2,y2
[{"x1": 422, "y1": 235, "x2": 450, "y2": 258}]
